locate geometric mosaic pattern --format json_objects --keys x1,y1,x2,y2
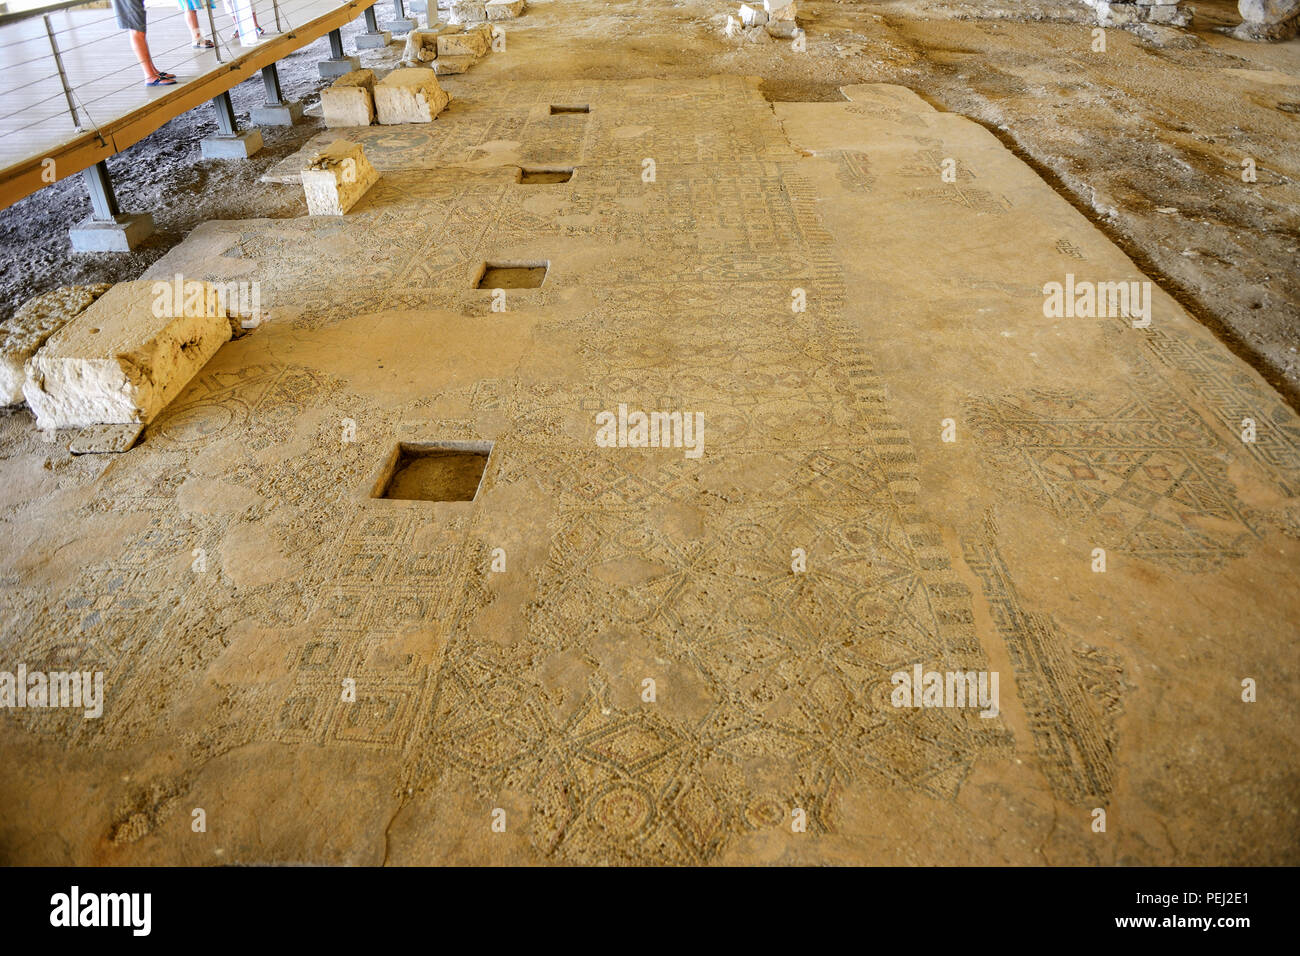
[
  {"x1": 3, "y1": 75, "x2": 1297, "y2": 864},
  {"x1": 966, "y1": 389, "x2": 1263, "y2": 572}
]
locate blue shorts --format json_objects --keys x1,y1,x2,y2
[{"x1": 111, "y1": 0, "x2": 147, "y2": 32}]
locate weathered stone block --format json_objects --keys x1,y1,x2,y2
[
  {"x1": 0, "y1": 284, "x2": 112, "y2": 405},
  {"x1": 486, "y1": 0, "x2": 524, "y2": 19},
  {"x1": 1240, "y1": 0, "x2": 1299, "y2": 20},
  {"x1": 374, "y1": 68, "x2": 451, "y2": 124},
  {"x1": 1145, "y1": 2, "x2": 1187, "y2": 20},
  {"x1": 69, "y1": 422, "x2": 144, "y2": 454},
  {"x1": 437, "y1": 27, "x2": 489, "y2": 56},
  {"x1": 402, "y1": 27, "x2": 451, "y2": 62},
  {"x1": 23, "y1": 280, "x2": 232, "y2": 429},
  {"x1": 738, "y1": 3, "x2": 767, "y2": 25},
  {"x1": 1094, "y1": 0, "x2": 1143, "y2": 23},
  {"x1": 448, "y1": 0, "x2": 487, "y2": 22},
  {"x1": 766, "y1": 19, "x2": 798, "y2": 37},
  {"x1": 433, "y1": 54, "x2": 475, "y2": 74},
  {"x1": 321, "y1": 69, "x2": 376, "y2": 127},
  {"x1": 763, "y1": 0, "x2": 796, "y2": 20},
  {"x1": 301, "y1": 141, "x2": 379, "y2": 215}
]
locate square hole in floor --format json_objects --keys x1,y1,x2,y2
[
  {"x1": 372, "y1": 442, "x2": 492, "y2": 502},
  {"x1": 518, "y1": 167, "x2": 574, "y2": 184},
  {"x1": 476, "y1": 261, "x2": 548, "y2": 289},
  {"x1": 550, "y1": 104, "x2": 589, "y2": 114}
]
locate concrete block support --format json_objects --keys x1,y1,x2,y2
[
  {"x1": 250, "y1": 63, "x2": 303, "y2": 126},
  {"x1": 384, "y1": 0, "x2": 417, "y2": 32},
  {"x1": 320, "y1": 29, "x2": 361, "y2": 77},
  {"x1": 357, "y1": 6, "x2": 392, "y2": 47},
  {"x1": 68, "y1": 161, "x2": 154, "y2": 253},
  {"x1": 201, "y1": 91, "x2": 264, "y2": 159}
]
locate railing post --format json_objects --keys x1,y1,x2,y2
[
  {"x1": 273, "y1": 0, "x2": 282, "y2": 32},
  {"x1": 43, "y1": 14, "x2": 80, "y2": 130},
  {"x1": 205, "y1": 1, "x2": 223, "y2": 62}
]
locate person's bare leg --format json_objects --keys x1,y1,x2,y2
[
  {"x1": 186, "y1": 10, "x2": 203, "y2": 43},
  {"x1": 128, "y1": 29, "x2": 161, "y2": 79}
]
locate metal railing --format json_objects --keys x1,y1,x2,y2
[{"x1": 0, "y1": 0, "x2": 339, "y2": 141}]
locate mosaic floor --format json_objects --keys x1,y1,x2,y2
[{"x1": 1, "y1": 76, "x2": 1297, "y2": 865}]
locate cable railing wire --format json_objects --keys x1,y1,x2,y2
[
  {"x1": 0, "y1": 84, "x2": 79, "y2": 123},
  {"x1": 0, "y1": 70, "x2": 64, "y2": 102},
  {"x1": 1, "y1": 0, "x2": 372, "y2": 169}
]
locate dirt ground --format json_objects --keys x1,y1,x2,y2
[{"x1": 0, "y1": 0, "x2": 1297, "y2": 406}]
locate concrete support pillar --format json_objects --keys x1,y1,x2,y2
[
  {"x1": 250, "y1": 63, "x2": 304, "y2": 126},
  {"x1": 385, "y1": 0, "x2": 417, "y2": 33},
  {"x1": 319, "y1": 27, "x2": 361, "y2": 77},
  {"x1": 356, "y1": 6, "x2": 393, "y2": 48},
  {"x1": 69, "y1": 161, "x2": 155, "y2": 252},
  {"x1": 201, "y1": 91, "x2": 264, "y2": 159}
]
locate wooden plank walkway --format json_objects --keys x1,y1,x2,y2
[{"x1": 0, "y1": 0, "x2": 379, "y2": 210}]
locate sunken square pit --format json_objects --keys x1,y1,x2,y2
[{"x1": 372, "y1": 441, "x2": 492, "y2": 502}]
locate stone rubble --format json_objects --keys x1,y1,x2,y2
[
  {"x1": 1083, "y1": 0, "x2": 1192, "y2": 27},
  {"x1": 725, "y1": 0, "x2": 803, "y2": 42},
  {"x1": 399, "y1": 23, "x2": 459, "y2": 65}
]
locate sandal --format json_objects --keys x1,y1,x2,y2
[
  {"x1": 146, "y1": 74, "x2": 177, "y2": 86},
  {"x1": 231, "y1": 26, "x2": 265, "y2": 39},
  {"x1": 157, "y1": 71, "x2": 176, "y2": 79},
  {"x1": 191, "y1": 39, "x2": 214, "y2": 49}
]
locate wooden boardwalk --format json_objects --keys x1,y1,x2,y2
[{"x1": 0, "y1": 0, "x2": 379, "y2": 210}]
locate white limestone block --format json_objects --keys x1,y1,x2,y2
[
  {"x1": 23, "y1": 280, "x2": 232, "y2": 429},
  {"x1": 448, "y1": 0, "x2": 487, "y2": 22},
  {"x1": 437, "y1": 27, "x2": 489, "y2": 56},
  {"x1": 374, "y1": 68, "x2": 451, "y2": 124},
  {"x1": 301, "y1": 140, "x2": 379, "y2": 215},
  {"x1": 486, "y1": 0, "x2": 524, "y2": 19},
  {"x1": 0, "y1": 284, "x2": 111, "y2": 406},
  {"x1": 1240, "y1": 0, "x2": 1299, "y2": 20},
  {"x1": 738, "y1": 3, "x2": 767, "y2": 25},
  {"x1": 763, "y1": 0, "x2": 796, "y2": 20},
  {"x1": 321, "y1": 69, "x2": 376, "y2": 128}
]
